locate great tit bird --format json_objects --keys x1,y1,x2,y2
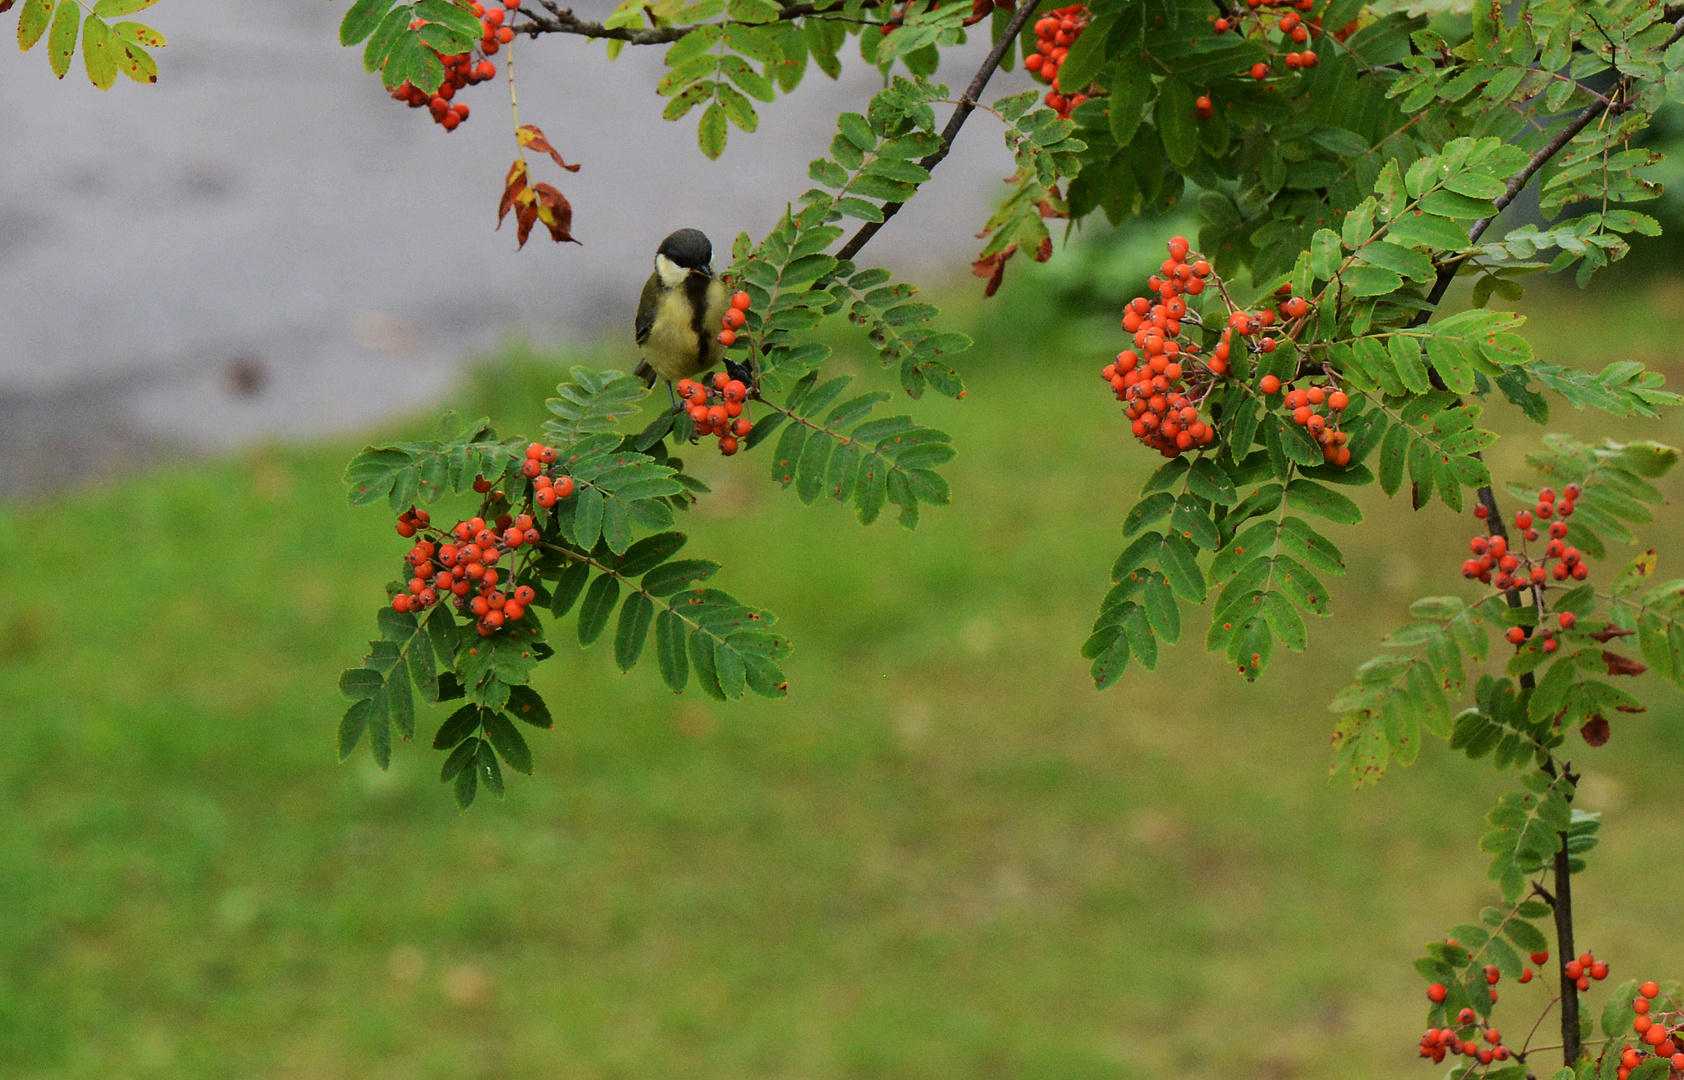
[{"x1": 634, "y1": 228, "x2": 730, "y2": 402}]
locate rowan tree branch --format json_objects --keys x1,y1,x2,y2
[
  {"x1": 834, "y1": 0, "x2": 1041, "y2": 263},
  {"x1": 513, "y1": 0, "x2": 881, "y2": 44}
]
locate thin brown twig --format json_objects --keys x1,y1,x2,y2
[
  {"x1": 514, "y1": 0, "x2": 880, "y2": 44},
  {"x1": 834, "y1": 0, "x2": 1042, "y2": 264}
]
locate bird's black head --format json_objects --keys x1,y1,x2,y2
[{"x1": 656, "y1": 228, "x2": 713, "y2": 272}]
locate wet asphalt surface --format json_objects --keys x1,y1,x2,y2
[{"x1": 0, "y1": 0, "x2": 1032, "y2": 494}]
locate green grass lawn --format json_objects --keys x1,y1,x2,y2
[{"x1": 2, "y1": 273, "x2": 1683, "y2": 1080}]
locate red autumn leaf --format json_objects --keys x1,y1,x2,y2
[
  {"x1": 0, "y1": 1, "x2": 15, "y2": 13},
  {"x1": 1034, "y1": 235, "x2": 1053, "y2": 262},
  {"x1": 531, "y1": 183, "x2": 582, "y2": 245},
  {"x1": 1615, "y1": 702, "x2": 1647, "y2": 713},
  {"x1": 962, "y1": 0, "x2": 994, "y2": 26},
  {"x1": 1579, "y1": 716, "x2": 1610, "y2": 747},
  {"x1": 497, "y1": 159, "x2": 530, "y2": 230},
  {"x1": 1036, "y1": 183, "x2": 1068, "y2": 219},
  {"x1": 513, "y1": 198, "x2": 539, "y2": 249},
  {"x1": 1589, "y1": 626, "x2": 1635, "y2": 643},
  {"x1": 1602, "y1": 651, "x2": 1647, "y2": 676},
  {"x1": 516, "y1": 124, "x2": 581, "y2": 172},
  {"x1": 972, "y1": 243, "x2": 1017, "y2": 298}
]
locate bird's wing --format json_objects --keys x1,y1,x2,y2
[{"x1": 634, "y1": 272, "x2": 659, "y2": 346}]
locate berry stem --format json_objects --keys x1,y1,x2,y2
[
  {"x1": 506, "y1": 33, "x2": 522, "y2": 145},
  {"x1": 833, "y1": 0, "x2": 1042, "y2": 265}
]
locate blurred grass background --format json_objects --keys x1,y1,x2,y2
[{"x1": 2, "y1": 252, "x2": 1684, "y2": 1080}]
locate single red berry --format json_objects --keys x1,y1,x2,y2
[
  {"x1": 1506, "y1": 626, "x2": 1526, "y2": 645},
  {"x1": 1427, "y1": 983, "x2": 1448, "y2": 1003}
]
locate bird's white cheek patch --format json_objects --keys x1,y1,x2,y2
[{"x1": 655, "y1": 254, "x2": 688, "y2": 288}]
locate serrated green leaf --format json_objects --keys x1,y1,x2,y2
[
  {"x1": 615, "y1": 592, "x2": 656, "y2": 670},
  {"x1": 577, "y1": 573, "x2": 620, "y2": 646},
  {"x1": 482, "y1": 711, "x2": 533, "y2": 775}
]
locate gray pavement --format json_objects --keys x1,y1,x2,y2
[{"x1": 0, "y1": 0, "x2": 1032, "y2": 493}]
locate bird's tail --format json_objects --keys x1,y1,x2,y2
[{"x1": 633, "y1": 360, "x2": 657, "y2": 387}]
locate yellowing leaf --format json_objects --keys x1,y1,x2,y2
[
  {"x1": 18, "y1": 0, "x2": 55, "y2": 52},
  {"x1": 118, "y1": 40, "x2": 156, "y2": 82},
  {"x1": 47, "y1": 0, "x2": 79, "y2": 78},
  {"x1": 82, "y1": 15, "x2": 118, "y2": 89},
  {"x1": 113, "y1": 20, "x2": 164, "y2": 47},
  {"x1": 91, "y1": 0, "x2": 158, "y2": 16}
]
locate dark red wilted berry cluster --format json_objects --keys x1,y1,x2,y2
[
  {"x1": 386, "y1": 0, "x2": 517, "y2": 131},
  {"x1": 1024, "y1": 5, "x2": 1090, "y2": 118},
  {"x1": 1617, "y1": 981, "x2": 1684, "y2": 1079},
  {"x1": 1212, "y1": 0, "x2": 1338, "y2": 79},
  {"x1": 1464, "y1": 485, "x2": 1589, "y2": 607},
  {"x1": 677, "y1": 373, "x2": 753, "y2": 456}
]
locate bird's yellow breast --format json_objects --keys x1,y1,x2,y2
[{"x1": 641, "y1": 276, "x2": 728, "y2": 383}]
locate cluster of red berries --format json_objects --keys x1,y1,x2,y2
[
  {"x1": 1101, "y1": 237, "x2": 1227, "y2": 457},
  {"x1": 1415, "y1": 1015, "x2": 1512, "y2": 1066},
  {"x1": 1501, "y1": 609, "x2": 1578, "y2": 652},
  {"x1": 676, "y1": 373, "x2": 753, "y2": 456},
  {"x1": 1615, "y1": 982, "x2": 1684, "y2": 1079},
  {"x1": 1464, "y1": 485, "x2": 1590, "y2": 595},
  {"x1": 1558, "y1": 949, "x2": 1613, "y2": 990},
  {"x1": 1258, "y1": 377, "x2": 1351, "y2": 465},
  {"x1": 385, "y1": 0, "x2": 517, "y2": 131},
  {"x1": 1419, "y1": 949, "x2": 1567, "y2": 1064},
  {"x1": 715, "y1": 290, "x2": 752, "y2": 348},
  {"x1": 1211, "y1": 0, "x2": 1321, "y2": 78},
  {"x1": 391, "y1": 502, "x2": 542, "y2": 636},
  {"x1": 1024, "y1": 5, "x2": 1091, "y2": 118},
  {"x1": 515, "y1": 441, "x2": 578, "y2": 508}
]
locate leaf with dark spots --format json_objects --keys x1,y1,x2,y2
[{"x1": 1602, "y1": 651, "x2": 1647, "y2": 677}]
